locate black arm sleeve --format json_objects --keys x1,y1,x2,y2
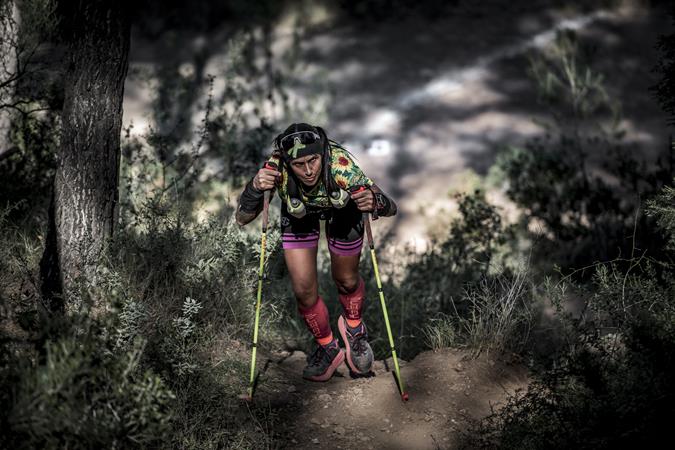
[
  {"x1": 238, "y1": 179, "x2": 264, "y2": 214},
  {"x1": 374, "y1": 191, "x2": 397, "y2": 217}
]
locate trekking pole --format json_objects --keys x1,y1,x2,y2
[
  {"x1": 243, "y1": 162, "x2": 275, "y2": 402},
  {"x1": 353, "y1": 186, "x2": 409, "y2": 402}
]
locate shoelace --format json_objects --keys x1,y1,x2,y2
[
  {"x1": 349, "y1": 329, "x2": 368, "y2": 354},
  {"x1": 307, "y1": 345, "x2": 331, "y2": 367}
]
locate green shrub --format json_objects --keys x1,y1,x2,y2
[
  {"x1": 2, "y1": 318, "x2": 174, "y2": 449},
  {"x1": 461, "y1": 183, "x2": 675, "y2": 449},
  {"x1": 422, "y1": 314, "x2": 459, "y2": 351},
  {"x1": 495, "y1": 32, "x2": 674, "y2": 271},
  {"x1": 421, "y1": 266, "x2": 533, "y2": 357},
  {"x1": 357, "y1": 190, "x2": 520, "y2": 359},
  {"x1": 461, "y1": 269, "x2": 533, "y2": 356}
]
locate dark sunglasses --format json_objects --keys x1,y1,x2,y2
[{"x1": 278, "y1": 130, "x2": 321, "y2": 152}]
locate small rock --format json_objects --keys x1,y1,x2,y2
[
  {"x1": 318, "y1": 393, "x2": 332, "y2": 402},
  {"x1": 383, "y1": 418, "x2": 390, "y2": 423},
  {"x1": 310, "y1": 418, "x2": 321, "y2": 425},
  {"x1": 287, "y1": 385, "x2": 297, "y2": 393},
  {"x1": 312, "y1": 438, "x2": 320, "y2": 444},
  {"x1": 335, "y1": 426, "x2": 345, "y2": 435}
]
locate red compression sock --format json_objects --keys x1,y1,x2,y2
[
  {"x1": 298, "y1": 296, "x2": 334, "y2": 346},
  {"x1": 339, "y1": 278, "x2": 365, "y2": 328}
]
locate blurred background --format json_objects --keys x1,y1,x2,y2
[
  {"x1": 118, "y1": 0, "x2": 673, "y2": 247},
  {"x1": 1, "y1": 0, "x2": 674, "y2": 448}
]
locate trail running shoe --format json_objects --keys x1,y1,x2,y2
[
  {"x1": 303, "y1": 339, "x2": 345, "y2": 381},
  {"x1": 337, "y1": 315, "x2": 374, "y2": 375}
]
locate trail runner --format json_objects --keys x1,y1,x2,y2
[{"x1": 236, "y1": 123, "x2": 398, "y2": 381}]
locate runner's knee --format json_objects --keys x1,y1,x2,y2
[
  {"x1": 333, "y1": 274, "x2": 360, "y2": 295},
  {"x1": 293, "y1": 282, "x2": 318, "y2": 308}
]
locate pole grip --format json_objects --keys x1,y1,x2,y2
[
  {"x1": 262, "y1": 190, "x2": 270, "y2": 232},
  {"x1": 364, "y1": 212, "x2": 374, "y2": 248},
  {"x1": 350, "y1": 184, "x2": 378, "y2": 227}
]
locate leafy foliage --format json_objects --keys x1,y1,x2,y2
[
  {"x1": 651, "y1": 9, "x2": 675, "y2": 125},
  {"x1": 494, "y1": 31, "x2": 674, "y2": 270},
  {"x1": 1, "y1": 316, "x2": 174, "y2": 449},
  {"x1": 462, "y1": 239, "x2": 675, "y2": 449},
  {"x1": 370, "y1": 190, "x2": 526, "y2": 359},
  {"x1": 457, "y1": 28, "x2": 675, "y2": 447},
  {"x1": 646, "y1": 181, "x2": 675, "y2": 251}
]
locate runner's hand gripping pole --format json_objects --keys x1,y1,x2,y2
[
  {"x1": 243, "y1": 161, "x2": 276, "y2": 402},
  {"x1": 351, "y1": 186, "x2": 409, "y2": 402}
]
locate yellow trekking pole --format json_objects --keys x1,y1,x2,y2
[
  {"x1": 242, "y1": 163, "x2": 275, "y2": 402},
  {"x1": 355, "y1": 186, "x2": 409, "y2": 402}
]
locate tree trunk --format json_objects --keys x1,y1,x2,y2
[
  {"x1": 0, "y1": 0, "x2": 19, "y2": 157},
  {"x1": 41, "y1": 0, "x2": 130, "y2": 313}
]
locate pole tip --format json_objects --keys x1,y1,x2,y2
[{"x1": 401, "y1": 392, "x2": 409, "y2": 402}]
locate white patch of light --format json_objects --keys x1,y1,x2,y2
[{"x1": 366, "y1": 139, "x2": 392, "y2": 156}]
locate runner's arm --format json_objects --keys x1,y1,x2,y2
[
  {"x1": 370, "y1": 184, "x2": 397, "y2": 217},
  {"x1": 235, "y1": 179, "x2": 265, "y2": 226},
  {"x1": 235, "y1": 165, "x2": 281, "y2": 226}
]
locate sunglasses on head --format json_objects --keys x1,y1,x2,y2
[{"x1": 278, "y1": 130, "x2": 321, "y2": 152}]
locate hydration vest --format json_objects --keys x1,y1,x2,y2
[{"x1": 267, "y1": 143, "x2": 373, "y2": 218}]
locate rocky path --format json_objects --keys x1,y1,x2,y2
[{"x1": 249, "y1": 348, "x2": 528, "y2": 449}]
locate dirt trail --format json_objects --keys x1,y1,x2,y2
[{"x1": 250, "y1": 348, "x2": 527, "y2": 449}]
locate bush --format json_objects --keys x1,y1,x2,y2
[
  {"x1": 460, "y1": 182, "x2": 675, "y2": 449},
  {"x1": 102, "y1": 195, "x2": 290, "y2": 447},
  {"x1": 362, "y1": 190, "x2": 522, "y2": 359},
  {"x1": 494, "y1": 31, "x2": 674, "y2": 271},
  {"x1": 1, "y1": 316, "x2": 174, "y2": 449}
]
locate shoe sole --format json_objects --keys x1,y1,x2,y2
[
  {"x1": 337, "y1": 315, "x2": 368, "y2": 375},
  {"x1": 303, "y1": 349, "x2": 345, "y2": 382}
]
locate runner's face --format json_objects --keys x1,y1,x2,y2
[{"x1": 290, "y1": 154, "x2": 322, "y2": 187}]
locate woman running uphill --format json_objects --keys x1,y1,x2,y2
[{"x1": 235, "y1": 123, "x2": 397, "y2": 381}]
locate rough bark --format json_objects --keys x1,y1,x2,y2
[
  {"x1": 0, "y1": 0, "x2": 19, "y2": 156},
  {"x1": 41, "y1": 0, "x2": 130, "y2": 312}
]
